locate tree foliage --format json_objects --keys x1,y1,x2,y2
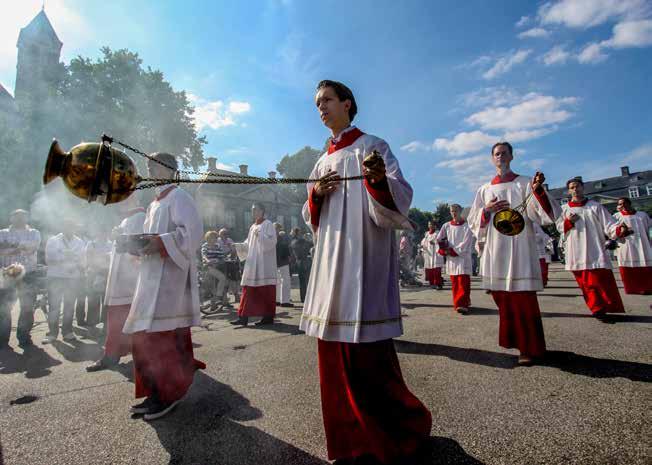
[{"x1": 275, "y1": 146, "x2": 321, "y2": 202}]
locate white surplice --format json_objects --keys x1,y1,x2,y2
[
  {"x1": 556, "y1": 200, "x2": 618, "y2": 271},
  {"x1": 437, "y1": 221, "x2": 473, "y2": 276},
  {"x1": 235, "y1": 219, "x2": 277, "y2": 287},
  {"x1": 421, "y1": 230, "x2": 444, "y2": 269},
  {"x1": 533, "y1": 223, "x2": 553, "y2": 263},
  {"x1": 613, "y1": 211, "x2": 652, "y2": 268},
  {"x1": 123, "y1": 187, "x2": 203, "y2": 334},
  {"x1": 468, "y1": 175, "x2": 560, "y2": 291},
  {"x1": 300, "y1": 131, "x2": 412, "y2": 343},
  {"x1": 104, "y1": 210, "x2": 146, "y2": 306}
]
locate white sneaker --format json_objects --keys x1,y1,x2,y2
[
  {"x1": 42, "y1": 335, "x2": 56, "y2": 344},
  {"x1": 63, "y1": 333, "x2": 77, "y2": 342}
]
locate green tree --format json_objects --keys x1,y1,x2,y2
[
  {"x1": 276, "y1": 146, "x2": 321, "y2": 202},
  {"x1": 408, "y1": 207, "x2": 435, "y2": 240},
  {"x1": 432, "y1": 203, "x2": 452, "y2": 227}
]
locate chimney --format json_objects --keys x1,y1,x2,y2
[
  {"x1": 620, "y1": 166, "x2": 630, "y2": 177},
  {"x1": 239, "y1": 164, "x2": 248, "y2": 176},
  {"x1": 268, "y1": 171, "x2": 276, "y2": 179},
  {"x1": 206, "y1": 157, "x2": 217, "y2": 172}
]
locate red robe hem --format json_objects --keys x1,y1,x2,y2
[
  {"x1": 104, "y1": 304, "x2": 132, "y2": 358},
  {"x1": 132, "y1": 327, "x2": 205, "y2": 403},
  {"x1": 424, "y1": 268, "x2": 442, "y2": 286},
  {"x1": 238, "y1": 285, "x2": 277, "y2": 317},
  {"x1": 539, "y1": 258, "x2": 549, "y2": 287},
  {"x1": 619, "y1": 266, "x2": 652, "y2": 295},
  {"x1": 491, "y1": 291, "x2": 546, "y2": 357},
  {"x1": 572, "y1": 269, "x2": 625, "y2": 314},
  {"x1": 450, "y1": 274, "x2": 471, "y2": 309},
  {"x1": 318, "y1": 339, "x2": 432, "y2": 464}
]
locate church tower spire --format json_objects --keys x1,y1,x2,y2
[{"x1": 14, "y1": 9, "x2": 63, "y2": 108}]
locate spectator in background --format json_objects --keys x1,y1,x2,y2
[
  {"x1": 44, "y1": 220, "x2": 86, "y2": 344},
  {"x1": 84, "y1": 230, "x2": 112, "y2": 329},
  {"x1": 290, "y1": 228, "x2": 312, "y2": 302},
  {"x1": 0, "y1": 209, "x2": 41, "y2": 348},
  {"x1": 275, "y1": 223, "x2": 293, "y2": 308}
]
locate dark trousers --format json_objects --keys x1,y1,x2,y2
[
  {"x1": 48, "y1": 278, "x2": 77, "y2": 337},
  {"x1": 0, "y1": 282, "x2": 37, "y2": 346},
  {"x1": 297, "y1": 260, "x2": 311, "y2": 302}
]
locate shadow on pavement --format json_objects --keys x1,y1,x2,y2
[
  {"x1": 0, "y1": 345, "x2": 62, "y2": 378},
  {"x1": 402, "y1": 303, "x2": 452, "y2": 310},
  {"x1": 148, "y1": 372, "x2": 330, "y2": 465},
  {"x1": 395, "y1": 340, "x2": 652, "y2": 382},
  {"x1": 51, "y1": 338, "x2": 103, "y2": 363},
  {"x1": 412, "y1": 436, "x2": 485, "y2": 464}
]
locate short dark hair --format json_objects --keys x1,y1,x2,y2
[
  {"x1": 252, "y1": 203, "x2": 266, "y2": 214},
  {"x1": 491, "y1": 142, "x2": 513, "y2": 156},
  {"x1": 316, "y1": 80, "x2": 358, "y2": 121},
  {"x1": 618, "y1": 197, "x2": 632, "y2": 206},
  {"x1": 566, "y1": 177, "x2": 584, "y2": 188},
  {"x1": 150, "y1": 152, "x2": 178, "y2": 171}
]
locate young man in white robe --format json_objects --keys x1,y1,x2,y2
[
  {"x1": 437, "y1": 204, "x2": 473, "y2": 314},
  {"x1": 556, "y1": 178, "x2": 629, "y2": 318},
  {"x1": 230, "y1": 203, "x2": 277, "y2": 327},
  {"x1": 533, "y1": 223, "x2": 553, "y2": 287},
  {"x1": 614, "y1": 197, "x2": 651, "y2": 295},
  {"x1": 421, "y1": 221, "x2": 444, "y2": 289},
  {"x1": 122, "y1": 152, "x2": 205, "y2": 421},
  {"x1": 87, "y1": 195, "x2": 145, "y2": 372},
  {"x1": 301, "y1": 80, "x2": 431, "y2": 465},
  {"x1": 468, "y1": 142, "x2": 560, "y2": 366}
]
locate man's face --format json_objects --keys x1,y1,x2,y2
[
  {"x1": 427, "y1": 222, "x2": 434, "y2": 230},
  {"x1": 315, "y1": 86, "x2": 350, "y2": 131},
  {"x1": 450, "y1": 207, "x2": 460, "y2": 219},
  {"x1": 10, "y1": 212, "x2": 27, "y2": 228},
  {"x1": 568, "y1": 181, "x2": 584, "y2": 199},
  {"x1": 219, "y1": 230, "x2": 227, "y2": 240},
  {"x1": 207, "y1": 235, "x2": 217, "y2": 245},
  {"x1": 252, "y1": 206, "x2": 263, "y2": 221},
  {"x1": 147, "y1": 160, "x2": 172, "y2": 179},
  {"x1": 491, "y1": 145, "x2": 513, "y2": 169},
  {"x1": 617, "y1": 199, "x2": 629, "y2": 212}
]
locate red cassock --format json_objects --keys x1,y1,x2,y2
[
  {"x1": 572, "y1": 269, "x2": 625, "y2": 314},
  {"x1": 238, "y1": 285, "x2": 276, "y2": 317},
  {"x1": 450, "y1": 274, "x2": 471, "y2": 309},
  {"x1": 318, "y1": 339, "x2": 432, "y2": 463},
  {"x1": 424, "y1": 268, "x2": 443, "y2": 286},
  {"x1": 132, "y1": 328, "x2": 206, "y2": 403},
  {"x1": 103, "y1": 304, "x2": 132, "y2": 358},
  {"x1": 539, "y1": 258, "x2": 549, "y2": 287},
  {"x1": 619, "y1": 266, "x2": 652, "y2": 295},
  {"x1": 491, "y1": 291, "x2": 546, "y2": 357}
]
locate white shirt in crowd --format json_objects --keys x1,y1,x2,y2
[{"x1": 45, "y1": 233, "x2": 86, "y2": 279}]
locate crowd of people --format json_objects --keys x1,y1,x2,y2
[{"x1": 0, "y1": 79, "x2": 650, "y2": 464}]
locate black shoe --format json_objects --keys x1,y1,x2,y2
[
  {"x1": 86, "y1": 357, "x2": 118, "y2": 372},
  {"x1": 130, "y1": 396, "x2": 157, "y2": 414},
  {"x1": 255, "y1": 317, "x2": 274, "y2": 326},
  {"x1": 144, "y1": 399, "x2": 181, "y2": 421},
  {"x1": 18, "y1": 338, "x2": 34, "y2": 348},
  {"x1": 275, "y1": 301, "x2": 280, "y2": 305},
  {"x1": 280, "y1": 302, "x2": 294, "y2": 308},
  {"x1": 229, "y1": 317, "x2": 248, "y2": 326}
]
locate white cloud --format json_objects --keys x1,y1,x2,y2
[
  {"x1": 482, "y1": 49, "x2": 532, "y2": 80},
  {"x1": 518, "y1": 27, "x2": 550, "y2": 39},
  {"x1": 400, "y1": 141, "x2": 432, "y2": 153},
  {"x1": 538, "y1": 0, "x2": 650, "y2": 29},
  {"x1": 602, "y1": 19, "x2": 652, "y2": 48},
  {"x1": 188, "y1": 93, "x2": 252, "y2": 131},
  {"x1": 459, "y1": 86, "x2": 523, "y2": 108},
  {"x1": 581, "y1": 142, "x2": 652, "y2": 180},
  {"x1": 466, "y1": 93, "x2": 577, "y2": 131},
  {"x1": 577, "y1": 42, "x2": 609, "y2": 63},
  {"x1": 434, "y1": 131, "x2": 499, "y2": 155},
  {"x1": 436, "y1": 154, "x2": 494, "y2": 191},
  {"x1": 542, "y1": 45, "x2": 571, "y2": 65},
  {"x1": 516, "y1": 15, "x2": 531, "y2": 28},
  {"x1": 503, "y1": 128, "x2": 555, "y2": 142}
]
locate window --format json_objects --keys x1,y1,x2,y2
[
  {"x1": 629, "y1": 186, "x2": 640, "y2": 198},
  {"x1": 647, "y1": 184, "x2": 652, "y2": 196},
  {"x1": 594, "y1": 182, "x2": 603, "y2": 189},
  {"x1": 225, "y1": 210, "x2": 236, "y2": 228}
]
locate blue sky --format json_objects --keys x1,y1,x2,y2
[{"x1": 2, "y1": 0, "x2": 652, "y2": 208}]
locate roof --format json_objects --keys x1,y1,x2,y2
[
  {"x1": 17, "y1": 10, "x2": 63, "y2": 49},
  {"x1": 548, "y1": 169, "x2": 652, "y2": 200}
]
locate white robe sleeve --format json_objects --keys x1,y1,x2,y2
[
  {"x1": 159, "y1": 191, "x2": 204, "y2": 270},
  {"x1": 525, "y1": 183, "x2": 561, "y2": 226},
  {"x1": 468, "y1": 187, "x2": 488, "y2": 245},
  {"x1": 597, "y1": 203, "x2": 619, "y2": 239},
  {"x1": 259, "y1": 220, "x2": 277, "y2": 252},
  {"x1": 365, "y1": 140, "x2": 413, "y2": 231},
  {"x1": 453, "y1": 225, "x2": 473, "y2": 256}
]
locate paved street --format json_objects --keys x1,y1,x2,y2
[{"x1": 0, "y1": 263, "x2": 650, "y2": 465}]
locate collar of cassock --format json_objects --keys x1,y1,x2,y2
[
  {"x1": 328, "y1": 126, "x2": 364, "y2": 154},
  {"x1": 451, "y1": 219, "x2": 465, "y2": 225},
  {"x1": 491, "y1": 171, "x2": 519, "y2": 184},
  {"x1": 155, "y1": 185, "x2": 176, "y2": 201},
  {"x1": 620, "y1": 209, "x2": 635, "y2": 216},
  {"x1": 568, "y1": 198, "x2": 589, "y2": 207},
  {"x1": 428, "y1": 228, "x2": 435, "y2": 234}
]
